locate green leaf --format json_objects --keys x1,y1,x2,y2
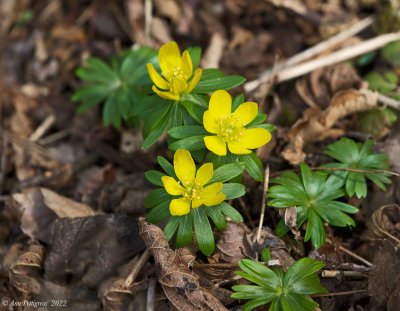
[
  {"x1": 145, "y1": 170, "x2": 165, "y2": 187},
  {"x1": 269, "y1": 161, "x2": 359, "y2": 248},
  {"x1": 232, "y1": 258, "x2": 326, "y2": 311},
  {"x1": 157, "y1": 156, "x2": 177, "y2": 179},
  {"x1": 322, "y1": 138, "x2": 391, "y2": 198},
  {"x1": 142, "y1": 105, "x2": 172, "y2": 149},
  {"x1": 204, "y1": 206, "x2": 227, "y2": 229},
  {"x1": 176, "y1": 213, "x2": 193, "y2": 247},
  {"x1": 232, "y1": 94, "x2": 245, "y2": 111},
  {"x1": 192, "y1": 207, "x2": 215, "y2": 256},
  {"x1": 168, "y1": 126, "x2": 208, "y2": 139},
  {"x1": 186, "y1": 46, "x2": 202, "y2": 71},
  {"x1": 276, "y1": 219, "x2": 290, "y2": 237},
  {"x1": 144, "y1": 188, "x2": 171, "y2": 208},
  {"x1": 261, "y1": 248, "x2": 271, "y2": 262},
  {"x1": 146, "y1": 200, "x2": 171, "y2": 224},
  {"x1": 180, "y1": 100, "x2": 205, "y2": 124},
  {"x1": 164, "y1": 216, "x2": 180, "y2": 240},
  {"x1": 218, "y1": 202, "x2": 243, "y2": 222},
  {"x1": 222, "y1": 183, "x2": 246, "y2": 200},
  {"x1": 169, "y1": 135, "x2": 206, "y2": 152},
  {"x1": 193, "y1": 68, "x2": 246, "y2": 93},
  {"x1": 208, "y1": 162, "x2": 245, "y2": 183},
  {"x1": 365, "y1": 72, "x2": 397, "y2": 94},
  {"x1": 238, "y1": 152, "x2": 263, "y2": 181},
  {"x1": 382, "y1": 40, "x2": 400, "y2": 65}
]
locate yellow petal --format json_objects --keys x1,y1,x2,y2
[
  {"x1": 162, "y1": 176, "x2": 184, "y2": 195},
  {"x1": 209, "y1": 90, "x2": 231, "y2": 119},
  {"x1": 202, "y1": 182, "x2": 226, "y2": 206},
  {"x1": 186, "y1": 68, "x2": 202, "y2": 93},
  {"x1": 172, "y1": 77, "x2": 188, "y2": 94},
  {"x1": 228, "y1": 141, "x2": 251, "y2": 154},
  {"x1": 159, "y1": 41, "x2": 181, "y2": 73},
  {"x1": 152, "y1": 85, "x2": 180, "y2": 101},
  {"x1": 147, "y1": 63, "x2": 169, "y2": 90},
  {"x1": 233, "y1": 102, "x2": 258, "y2": 125},
  {"x1": 203, "y1": 110, "x2": 218, "y2": 134},
  {"x1": 181, "y1": 50, "x2": 193, "y2": 78},
  {"x1": 169, "y1": 198, "x2": 191, "y2": 216},
  {"x1": 192, "y1": 198, "x2": 205, "y2": 208},
  {"x1": 204, "y1": 136, "x2": 227, "y2": 156},
  {"x1": 196, "y1": 163, "x2": 213, "y2": 185},
  {"x1": 174, "y1": 149, "x2": 196, "y2": 184},
  {"x1": 242, "y1": 128, "x2": 272, "y2": 149}
]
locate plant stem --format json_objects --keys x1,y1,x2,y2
[{"x1": 310, "y1": 289, "x2": 367, "y2": 298}]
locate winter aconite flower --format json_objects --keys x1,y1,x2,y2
[
  {"x1": 162, "y1": 149, "x2": 226, "y2": 216},
  {"x1": 203, "y1": 90, "x2": 271, "y2": 156},
  {"x1": 147, "y1": 42, "x2": 202, "y2": 101}
]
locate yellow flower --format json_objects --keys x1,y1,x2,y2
[
  {"x1": 162, "y1": 149, "x2": 226, "y2": 216},
  {"x1": 147, "y1": 42, "x2": 202, "y2": 101},
  {"x1": 203, "y1": 90, "x2": 271, "y2": 156}
]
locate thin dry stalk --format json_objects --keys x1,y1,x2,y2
[
  {"x1": 245, "y1": 16, "x2": 375, "y2": 92},
  {"x1": 325, "y1": 238, "x2": 373, "y2": 267},
  {"x1": 125, "y1": 249, "x2": 151, "y2": 286},
  {"x1": 254, "y1": 165, "x2": 270, "y2": 247}
]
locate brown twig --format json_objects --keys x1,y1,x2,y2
[
  {"x1": 270, "y1": 166, "x2": 399, "y2": 178},
  {"x1": 325, "y1": 238, "x2": 373, "y2": 267},
  {"x1": 321, "y1": 270, "x2": 368, "y2": 278},
  {"x1": 378, "y1": 93, "x2": 400, "y2": 111},
  {"x1": 215, "y1": 275, "x2": 242, "y2": 287},
  {"x1": 144, "y1": 0, "x2": 152, "y2": 46},
  {"x1": 125, "y1": 249, "x2": 151, "y2": 287},
  {"x1": 146, "y1": 279, "x2": 156, "y2": 311},
  {"x1": 310, "y1": 289, "x2": 367, "y2": 298},
  {"x1": 193, "y1": 263, "x2": 239, "y2": 269}
]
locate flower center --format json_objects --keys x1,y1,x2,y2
[
  {"x1": 181, "y1": 180, "x2": 203, "y2": 201},
  {"x1": 163, "y1": 67, "x2": 187, "y2": 82},
  {"x1": 216, "y1": 113, "x2": 246, "y2": 142}
]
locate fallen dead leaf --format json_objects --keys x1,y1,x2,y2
[
  {"x1": 139, "y1": 219, "x2": 230, "y2": 311},
  {"x1": 362, "y1": 204, "x2": 400, "y2": 243},
  {"x1": 282, "y1": 88, "x2": 379, "y2": 164}
]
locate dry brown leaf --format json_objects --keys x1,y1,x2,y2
[
  {"x1": 247, "y1": 227, "x2": 295, "y2": 270},
  {"x1": 362, "y1": 204, "x2": 400, "y2": 243},
  {"x1": 215, "y1": 222, "x2": 251, "y2": 264},
  {"x1": 279, "y1": 206, "x2": 301, "y2": 238},
  {"x1": 154, "y1": 0, "x2": 180, "y2": 23},
  {"x1": 139, "y1": 219, "x2": 229, "y2": 311},
  {"x1": 9, "y1": 244, "x2": 44, "y2": 297},
  {"x1": 282, "y1": 88, "x2": 379, "y2": 164},
  {"x1": 102, "y1": 278, "x2": 146, "y2": 311}
]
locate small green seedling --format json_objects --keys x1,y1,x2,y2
[
  {"x1": 322, "y1": 138, "x2": 391, "y2": 198},
  {"x1": 232, "y1": 257, "x2": 327, "y2": 311},
  {"x1": 269, "y1": 162, "x2": 358, "y2": 248},
  {"x1": 72, "y1": 47, "x2": 157, "y2": 128}
]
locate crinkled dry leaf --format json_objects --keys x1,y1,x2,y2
[
  {"x1": 102, "y1": 278, "x2": 146, "y2": 311},
  {"x1": 247, "y1": 227, "x2": 295, "y2": 270},
  {"x1": 283, "y1": 88, "x2": 379, "y2": 164},
  {"x1": 9, "y1": 244, "x2": 44, "y2": 296},
  {"x1": 279, "y1": 206, "x2": 301, "y2": 238},
  {"x1": 13, "y1": 187, "x2": 96, "y2": 242},
  {"x1": 139, "y1": 219, "x2": 229, "y2": 311},
  {"x1": 216, "y1": 221, "x2": 251, "y2": 264},
  {"x1": 362, "y1": 204, "x2": 400, "y2": 243}
]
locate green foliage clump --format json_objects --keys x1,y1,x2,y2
[
  {"x1": 322, "y1": 138, "x2": 392, "y2": 198},
  {"x1": 232, "y1": 257, "x2": 327, "y2": 311},
  {"x1": 72, "y1": 47, "x2": 157, "y2": 128},
  {"x1": 269, "y1": 162, "x2": 358, "y2": 248}
]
